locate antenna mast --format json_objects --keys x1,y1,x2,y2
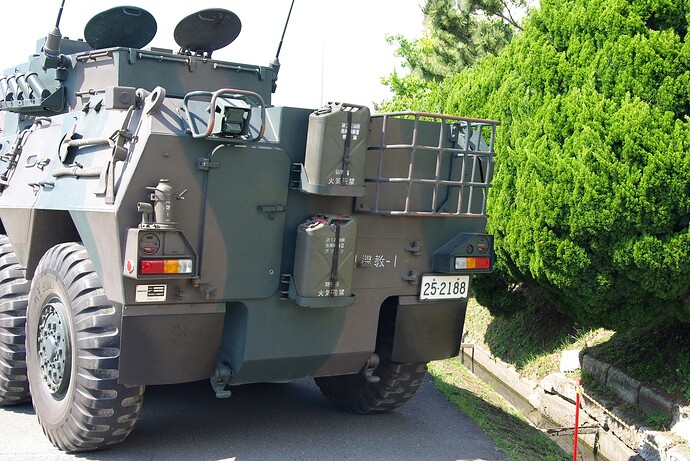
[
  {"x1": 43, "y1": 0, "x2": 67, "y2": 68},
  {"x1": 270, "y1": 0, "x2": 296, "y2": 93},
  {"x1": 55, "y1": 0, "x2": 66, "y2": 28},
  {"x1": 275, "y1": 0, "x2": 295, "y2": 61}
]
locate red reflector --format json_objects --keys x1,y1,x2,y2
[
  {"x1": 475, "y1": 257, "x2": 491, "y2": 269},
  {"x1": 140, "y1": 260, "x2": 165, "y2": 274}
]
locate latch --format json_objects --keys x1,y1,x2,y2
[
  {"x1": 198, "y1": 157, "x2": 220, "y2": 170},
  {"x1": 192, "y1": 278, "x2": 217, "y2": 299},
  {"x1": 258, "y1": 204, "x2": 286, "y2": 219}
]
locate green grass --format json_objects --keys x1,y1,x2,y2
[
  {"x1": 646, "y1": 411, "x2": 671, "y2": 431},
  {"x1": 464, "y1": 298, "x2": 613, "y2": 380},
  {"x1": 585, "y1": 324, "x2": 690, "y2": 402},
  {"x1": 463, "y1": 296, "x2": 690, "y2": 423},
  {"x1": 442, "y1": 297, "x2": 690, "y2": 458},
  {"x1": 429, "y1": 358, "x2": 569, "y2": 461}
]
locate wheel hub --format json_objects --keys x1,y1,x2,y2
[{"x1": 37, "y1": 297, "x2": 70, "y2": 398}]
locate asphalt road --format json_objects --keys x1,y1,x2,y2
[{"x1": 0, "y1": 375, "x2": 507, "y2": 461}]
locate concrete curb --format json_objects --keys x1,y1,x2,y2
[
  {"x1": 581, "y1": 355, "x2": 690, "y2": 446},
  {"x1": 462, "y1": 346, "x2": 690, "y2": 461}
]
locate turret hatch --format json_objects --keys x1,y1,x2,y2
[
  {"x1": 84, "y1": 6, "x2": 157, "y2": 50},
  {"x1": 174, "y1": 8, "x2": 241, "y2": 57}
]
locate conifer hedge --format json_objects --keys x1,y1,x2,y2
[{"x1": 433, "y1": 0, "x2": 690, "y2": 328}]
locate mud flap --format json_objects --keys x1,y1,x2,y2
[
  {"x1": 390, "y1": 295, "x2": 467, "y2": 363},
  {"x1": 119, "y1": 305, "x2": 224, "y2": 385}
]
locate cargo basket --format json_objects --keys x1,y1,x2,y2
[{"x1": 355, "y1": 112, "x2": 498, "y2": 218}]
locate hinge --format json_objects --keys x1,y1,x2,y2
[
  {"x1": 279, "y1": 274, "x2": 291, "y2": 299},
  {"x1": 187, "y1": 56, "x2": 197, "y2": 73},
  {"x1": 290, "y1": 163, "x2": 302, "y2": 189}
]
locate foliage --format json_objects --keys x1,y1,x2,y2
[
  {"x1": 377, "y1": 68, "x2": 438, "y2": 113},
  {"x1": 377, "y1": 0, "x2": 528, "y2": 112},
  {"x1": 417, "y1": 0, "x2": 690, "y2": 329}
]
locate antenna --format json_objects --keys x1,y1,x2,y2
[
  {"x1": 43, "y1": 0, "x2": 66, "y2": 68},
  {"x1": 55, "y1": 0, "x2": 66, "y2": 28},
  {"x1": 270, "y1": 0, "x2": 296, "y2": 93},
  {"x1": 320, "y1": 41, "x2": 324, "y2": 106},
  {"x1": 275, "y1": 0, "x2": 296, "y2": 61}
]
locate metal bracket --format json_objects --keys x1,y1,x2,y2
[
  {"x1": 449, "y1": 122, "x2": 462, "y2": 142},
  {"x1": 361, "y1": 354, "x2": 380, "y2": 384},
  {"x1": 0, "y1": 125, "x2": 33, "y2": 192},
  {"x1": 200, "y1": 285, "x2": 217, "y2": 300},
  {"x1": 210, "y1": 360, "x2": 234, "y2": 399},
  {"x1": 405, "y1": 240, "x2": 423, "y2": 256},
  {"x1": 402, "y1": 270, "x2": 419, "y2": 285},
  {"x1": 186, "y1": 56, "x2": 197, "y2": 73},
  {"x1": 28, "y1": 181, "x2": 55, "y2": 192},
  {"x1": 192, "y1": 278, "x2": 217, "y2": 300},
  {"x1": 36, "y1": 158, "x2": 51, "y2": 170},
  {"x1": 128, "y1": 48, "x2": 138, "y2": 65}
]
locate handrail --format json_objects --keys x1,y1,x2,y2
[{"x1": 182, "y1": 88, "x2": 266, "y2": 142}]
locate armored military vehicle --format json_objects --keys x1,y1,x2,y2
[{"x1": 0, "y1": 3, "x2": 498, "y2": 452}]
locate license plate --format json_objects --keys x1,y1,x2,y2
[{"x1": 420, "y1": 275, "x2": 470, "y2": 300}]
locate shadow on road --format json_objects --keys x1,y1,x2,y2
[
  {"x1": 2, "y1": 378, "x2": 506, "y2": 461},
  {"x1": 83, "y1": 378, "x2": 504, "y2": 461}
]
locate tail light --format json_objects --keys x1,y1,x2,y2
[{"x1": 139, "y1": 259, "x2": 194, "y2": 275}]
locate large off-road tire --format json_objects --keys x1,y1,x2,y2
[
  {"x1": 315, "y1": 358, "x2": 427, "y2": 414},
  {"x1": 0, "y1": 234, "x2": 31, "y2": 405},
  {"x1": 25, "y1": 243, "x2": 144, "y2": 452},
  {"x1": 315, "y1": 300, "x2": 427, "y2": 413}
]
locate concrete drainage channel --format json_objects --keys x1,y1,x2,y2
[
  {"x1": 459, "y1": 346, "x2": 690, "y2": 461},
  {"x1": 460, "y1": 349, "x2": 605, "y2": 461}
]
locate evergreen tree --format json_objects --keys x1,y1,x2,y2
[
  {"x1": 379, "y1": 0, "x2": 527, "y2": 111},
  {"x1": 437, "y1": 0, "x2": 690, "y2": 329}
]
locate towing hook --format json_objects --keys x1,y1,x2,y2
[{"x1": 361, "y1": 354, "x2": 381, "y2": 384}]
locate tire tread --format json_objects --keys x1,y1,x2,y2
[
  {"x1": 28, "y1": 243, "x2": 144, "y2": 452},
  {"x1": 0, "y1": 234, "x2": 30, "y2": 405},
  {"x1": 315, "y1": 360, "x2": 427, "y2": 414}
]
